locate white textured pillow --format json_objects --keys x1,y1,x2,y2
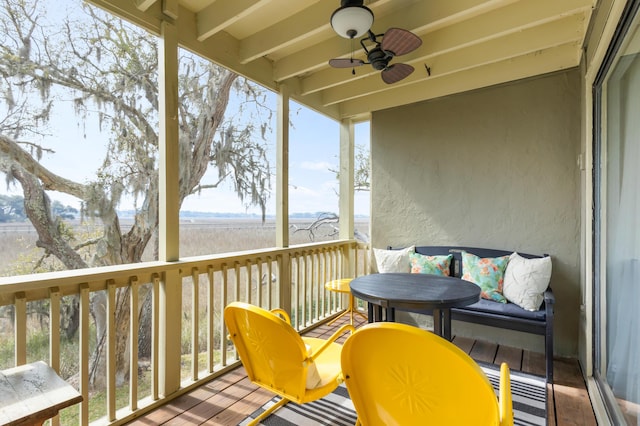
[
  {"x1": 304, "y1": 344, "x2": 321, "y2": 389},
  {"x1": 503, "y1": 252, "x2": 552, "y2": 311},
  {"x1": 373, "y1": 246, "x2": 415, "y2": 273}
]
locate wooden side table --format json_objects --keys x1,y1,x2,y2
[
  {"x1": 0, "y1": 361, "x2": 83, "y2": 426},
  {"x1": 324, "y1": 278, "x2": 367, "y2": 325}
]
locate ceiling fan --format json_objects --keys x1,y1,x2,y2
[
  {"x1": 328, "y1": 0, "x2": 422, "y2": 84},
  {"x1": 329, "y1": 28, "x2": 422, "y2": 84}
]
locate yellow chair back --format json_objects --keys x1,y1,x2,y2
[
  {"x1": 224, "y1": 301, "x2": 354, "y2": 411},
  {"x1": 225, "y1": 302, "x2": 310, "y2": 400},
  {"x1": 341, "y1": 322, "x2": 513, "y2": 426}
]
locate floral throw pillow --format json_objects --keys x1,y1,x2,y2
[
  {"x1": 461, "y1": 251, "x2": 510, "y2": 303},
  {"x1": 409, "y1": 253, "x2": 453, "y2": 276}
]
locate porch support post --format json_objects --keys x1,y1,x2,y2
[
  {"x1": 157, "y1": 19, "x2": 181, "y2": 397},
  {"x1": 276, "y1": 84, "x2": 290, "y2": 248},
  {"x1": 276, "y1": 84, "x2": 291, "y2": 314},
  {"x1": 339, "y1": 119, "x2": 355, "y2": 278}
]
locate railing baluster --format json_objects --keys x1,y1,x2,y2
[
  {"x1": 256, "y1": 258, "x2": 263, "y2": 308},
  {"x1": 245, "y1": 259, "x2": 252, "y2": 304},
  {"x1": 151, "y1": 274, "x2": 160, "y2": 401},
  {"x1": 49, "y1": 287, "x2": 61, "y2": 426},
  {"x1": 107, "y1": 280, "x2": 116, "y2": 421},
  {"x1": 300, "y1": 253, "x2": 305, "y2": 328},
  {"x1": 233, "y1": 262, "x2": 240, "y2": 303},
  {"x1": 311, "y1": 250, "x2": 320, "y2": 323},
  {"x1": 306, "y1": 252, "x2": 311, "y2": 325},
  {"x1": 207, "y1": 266, "x2": 215, "y2": 373},
  {"x1": 327, "y1": 250, "x2": 334, "y2": 314},
  {"x1": 129, "y1": 277, "x2": 139, "y2": 411},
  {"x1": 79, "y1": 283, "x2": 90, "y2": 425},
  {"x1": 191, "y1": 268, "x2": 199, "y2": 381},
  {"x1": 14, "y1": 292, "x2": 26, "y2": 366},
  {"x1": 295, "y1": 254, "x2": 301, "y2": 329},
  {"x1": 49, "y1": 287, "x2": 61, "y2": 369},
  {"x1": 220, "y1": 263, "x2": 228, "y2": 367},
  {"x1": 266, "y1": 256, "x2": 273, "y2": 310},
  {"x1": 322, "y1": 249, "x2": 328, "y2": 317}
]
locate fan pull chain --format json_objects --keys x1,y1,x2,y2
[{"x1": 351, "y1": 38, "x2": 356, "y2": 75}]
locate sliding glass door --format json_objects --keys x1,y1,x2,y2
[{"x1": 594, "y1": 2, "x2": 640, "y2": 424}]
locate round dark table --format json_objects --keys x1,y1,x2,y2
[{"x1": 349, "y1": 273, "x2": 481, "y2": 340}]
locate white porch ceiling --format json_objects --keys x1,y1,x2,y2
[{"x1": 89, "y1": 0, "x2": 596, "y2": 121}]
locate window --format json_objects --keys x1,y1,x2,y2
[
  {"x1": 0, "y1": 0, "x2": 160, "y2": 274},
  {"x1": 594, "y1": 2, "x2": 640, "y2": 424},
  {"x1": 177, "y1": 49, "x2": 276, "y2": 256}
]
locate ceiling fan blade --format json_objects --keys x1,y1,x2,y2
[
  {"x1": 381, "y1": 63, "x2": 414, "y2": 84},
  {"x1": 329, "y1": 58, "x2": 366, "y2": 68},
  {"x1": 381, "y1": 28, "x2": 422, "y2": 56}
]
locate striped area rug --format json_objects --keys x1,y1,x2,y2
[
  {"x1": 482, "y1": 365, "x2": 547, "y2": 426},
  {"x1": 239, "y1": 365, "x2": 547, "y2": 426}
]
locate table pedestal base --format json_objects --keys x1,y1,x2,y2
[{"x1": 367, "y1": 305, "x2": 454, "y2": 340}]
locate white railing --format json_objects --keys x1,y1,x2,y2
[{"x1": 0, "y1": 239, "x2": 370, "y2": 425}]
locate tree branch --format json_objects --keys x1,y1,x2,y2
[{"x1": 0, "y1": 135, "x2": 89, "y2": 198}]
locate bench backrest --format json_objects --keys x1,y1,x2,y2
[{"x1": 389, "y1": 246, "x2": 544, "y2": 278}]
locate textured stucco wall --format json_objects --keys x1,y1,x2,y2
[{"x1": 370, "y1": 69, "x2": 581, "y2": 357}]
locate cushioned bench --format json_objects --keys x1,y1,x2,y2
[{"x1": 385, "y1": 246, "x2": 555, "y2": 382}]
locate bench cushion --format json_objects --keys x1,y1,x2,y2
[{"x1": 457, "y1": 298, "x2": 547, "y2": 321}]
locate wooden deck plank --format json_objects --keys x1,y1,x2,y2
[
  {"x1": 126, "y1": 368, "x2": 247, "y2": 425},
  {"x1": 203, "y1": 387, "x2": 272, "y2": 425},
  {"x1": 128, "y1": 314, "x2": 597, "y2": 426},
  {"x1": 470, "y1": 339, "x2": 498, "y2": 363},
  {"x1": 522, "y1": 350, "x2": 546, "y2": 377},
  {"x1": 553, "y1": 358, "x2": 596, "y2": 426},
  {"x1": 452, "y1": 335, "x2": 474, "y2": 354},
  {"x1": 163, "y1": 377, "x2": 258, "y2": 425},
  {"x1": 548, "y1": 383, "x2": 557, "y2": 425},
  {"x1": 495, "y1": 345, "x2": 523, "y2": 371}
]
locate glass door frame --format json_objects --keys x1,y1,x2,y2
[{"x1": 592, "y1": 1, "x2": 640, "y2": 424}]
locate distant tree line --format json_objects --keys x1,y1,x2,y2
[{"x1": 0, "y1": 195, "x2": 77, "y2": 222}]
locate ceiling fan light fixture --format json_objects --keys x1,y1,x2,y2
[{"x1": 330, "y1": 0, "x2": 374, "y2": 39}]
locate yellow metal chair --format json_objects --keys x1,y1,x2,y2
[
  {"x1": 224, "y1": 301, "x2": 355, "y2": 425},
  {"x1": 341, "y1": 322, "x2": 514, "y2": 426}
]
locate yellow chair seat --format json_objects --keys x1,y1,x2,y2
[{"x1": 302, "y1": 337, "x2": 343, "y2": 390}]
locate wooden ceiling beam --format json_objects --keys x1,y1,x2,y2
[
  {"x1": 273, "y1": 0, "x2": 514, "y2": 82},
  {"x1": 196, "y1": 0, "x2": 270, "y2": 42},
  {"x1": 238, "y1": 1, "x2": 335, "y2": 64},
  {"x1": 338, "y1": 42, "x2": 581, "y2": 119},
  {"x1": 301, "y1": 0, "x2": 593, "y2": 95},
  {"x1": 135, "y1": 0, "x2": 158, "y2": 12},
  {"x1": 321, "y1": 13, "x2": 587, "y2": 106}
]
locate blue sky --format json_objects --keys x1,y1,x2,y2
[
  {"x1": 179, "y1": 100, "x2": 371, "y2": 216},
  {"x1": 5, "y1": 89, "x2": 371, "y2": 216}
]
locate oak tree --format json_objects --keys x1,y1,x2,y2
[{"x1": 0, "y1": 0, "x2": 272, "y2": 388}]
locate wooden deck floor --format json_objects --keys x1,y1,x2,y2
[{"x1": 127, "y1": 313, "x2": 597, "y2": 426}]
